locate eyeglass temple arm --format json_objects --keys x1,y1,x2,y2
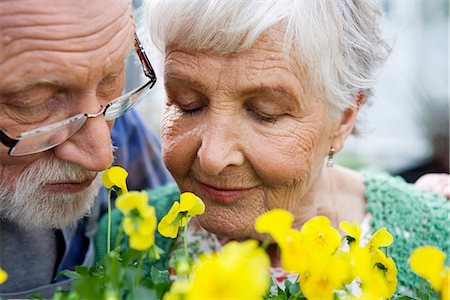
[
  {"x1": 134, "y1": 33, "x2": 156, "y2": 82},
  {"x1": 0, "y1": 130, "x2": 19, "y2": 148}
]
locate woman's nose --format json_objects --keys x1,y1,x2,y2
[{"x1": 197, "y1": 121, "x2": 245, "y2": 176}]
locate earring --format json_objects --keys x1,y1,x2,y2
[{"x1": 327, "y1": 147, "x2": 335, "y2": 167}]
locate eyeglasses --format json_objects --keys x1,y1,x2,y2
[{"x1": 0, "y1": 33, "x2": 156, "y2": 157}]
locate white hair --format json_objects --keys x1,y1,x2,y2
[
  {"x1": 141, "y1": 0, "x2": 391, "y2": 117},
  {"x1": 0, "y1": 156, "x2": 102, "y2": 229}
]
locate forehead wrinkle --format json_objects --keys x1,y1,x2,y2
[
  {"x1": 0, "y1": 12, "x2": 133, "y2": 56},
  {"x1": 0, "y1": 7, "x2": 133, "y2": 93}
]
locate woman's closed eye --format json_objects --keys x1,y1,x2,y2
[
  {"x1": 179, "y1": 104, "x2": 206, "y2": 115},
  {"x1": 167, "y1": 90, "x2": 207, "y2": 116},
  {"x1": 245, "y1": 106, "x2": 279, "y2": 124}
]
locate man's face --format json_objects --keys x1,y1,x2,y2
[{"x1": 0, "y1": 0, "x2": 134, "y2": 228}]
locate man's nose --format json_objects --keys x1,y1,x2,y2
[
  {"x1": 53, "y1": 110, "x2": 114, "y2": 172},
  {"x1": 197, "y1": 120, "x2": 244, "y2": 176}
]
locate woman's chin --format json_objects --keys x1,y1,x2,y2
[{"x1": 196, "y1": 213, "x2": 262, "y2": 240}]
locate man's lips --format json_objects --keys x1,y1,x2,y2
[
  {"x1": 196, "y1": 180, "x2": 257, "y2": 204},
  {"x1": 44, "y1": 176, "x2": 96, "y2": 193}
]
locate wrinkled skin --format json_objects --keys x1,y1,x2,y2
[
  {"x1": 161, "y1": 28, "x2": 366, "y2": 240},
  {"x1": 0, "y1": 0, "x2": 134, "y2": 228}
]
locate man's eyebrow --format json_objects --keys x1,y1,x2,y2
[{"x1": 2, "y1": 78, "x2": 65, "y2": 95}]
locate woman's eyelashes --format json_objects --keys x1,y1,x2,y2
[
  {"x1": 245, "y1": 104, "x2": 279, "y2": 124},
  {"x1": 180, "y1": 104, "x2": 205, "y2": 115},
  {"x1": 169, "y1": 95, "x2": 206, "y2": 115}
]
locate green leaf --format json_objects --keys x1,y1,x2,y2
[
  {"x1": 73, "y1": 266, "x2": 90, "y2": 276},
  {"x1": 55, "y1": 270, "x2": 81, "y2": 280},
  {"x1": 273, "y1": 293, "x2": 288, "y2": 300},
  {"x1": 391, "y1": 296, "x2": 420, "y2": 300},
  {"x1": 73, "y1": 275, "x2": 103, "y2": 300},
  {"x1": 126, "y1": 286, "x2": 157, "y2": 300},
  {"x1": 122, "y1": 248, "x2": 141, "y2": 266},
  {"x1": 150, "y1": 266, "x2": 170, "y2": 285},
  {"x1": 288, "y1": 281, "x2": 300, "y2": 296}
]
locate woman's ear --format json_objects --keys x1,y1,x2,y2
[{"x1": 330, "y1": 91, "x2": 365, "y2": 152}]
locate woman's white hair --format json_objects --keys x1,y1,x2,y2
[{"x1": 142, "y1": 0, "x2": 391, "y2": 117}]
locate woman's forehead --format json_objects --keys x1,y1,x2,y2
[{"x1": 164, "y1": 29, "x2": 313, "y2": 100}]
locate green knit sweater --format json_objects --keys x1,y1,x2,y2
[{"x1": 95, "y1": 173, "x2": 449, "y2": 292}]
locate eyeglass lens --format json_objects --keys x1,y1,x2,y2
[{"x1": 9, "y1": 117, "x2": 87, "y2": 156}]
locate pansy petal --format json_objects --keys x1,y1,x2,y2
[
  {"x1": 179, "y1": 192, "x2": 205, "y2": 216},
  {"x1": 122, "y1": 217, "x2": 135, "y2": 235},
  {"x1": 188, "y1": 195, "x2": 205, "y2": 216},
  {"x1": 339, "y1": 220, "x2": 362, "y2": 244},
  {"x1": 255, "y1": 209, "x2": 294, "y2": 234},
  {"x1": 138, "y1": 215, "x2": 157, "y2": 235},
  {"x1": 0, "y1": 268, "x2": 7, "y2": 285},
  {"x1": 158, "y1": 217, "x2": 180, "y2": 238},
  {"x1": 369, "y1": 227, "x2": 393, "y2": 249},
  {"x1": 165, "y1": 201, "x2": 181, "y2": 224},
  {"x1": 129, "y1": 232, "x2": 154, "y2": 251},
  {"x1": 101, "y1": 166, "x2": 128, "y2": 192},
  {"x1": 116, "y1": 191, "x2": 147, "y2": 215},
  {"x1": 410, "y1": 246, "x2": 446, "y2": 291}
]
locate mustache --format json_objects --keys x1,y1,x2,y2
[{"x1": 28, "y1": 158, "x2": 98, "y2": 184}]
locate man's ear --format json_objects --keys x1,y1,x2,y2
[{"x1": 330, "y1": 91, "x2": 365, "y2": 152}]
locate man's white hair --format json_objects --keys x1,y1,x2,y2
[{"x1": 142, "y1": 0, "x2": 391, "y2": 117}]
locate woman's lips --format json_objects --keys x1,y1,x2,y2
[
  {"x1": 45, "y1": 176, "x2": 96, "y2": 193},
  {"x1": 196, "y1": 180, "x2": 256, "y2": 204}
]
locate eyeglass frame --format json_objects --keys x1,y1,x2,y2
[{"x1": 0, "y1": 33, "x2": 156, "y2": 157}]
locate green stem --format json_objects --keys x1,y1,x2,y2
[
  {"x1": 107, "y1": 190, "x2": 112, "y2": 254},
  {"x1": 135, "y1": 253, "x2": 146, "y2": 287},
  {"x1": 260, "y1": 236, "x2": 272, "y2": 250},
  {"x1": 183, "y1": 218, "x2": 190, "y2": 260},
  {"x1": 114, "y1": 223, "x2": 124, "y2": 251},
  {"x1": 110, "y1": 218, "x2": 124, "y2": 284}
]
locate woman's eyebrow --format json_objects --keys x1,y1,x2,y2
[
  {"x1": 240, "y1": 85, "x2": 304, "y2": 108},
  {"x1": 165, "y1": 73, "x2": 210, "y2": 92}
]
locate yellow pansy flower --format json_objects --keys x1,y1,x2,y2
[
  {"x1": 279, "y1": 229, "x2": 309, "y2": 274},
  {"x1": 158, "y1": 202, "x2": 182, "y2": 238},
  {"x1": 255, "y1": 209, "x2": 308, "y2": 273},
  {"x1": 409, "y1": 246, "x2": 447, "y2": 292},
  {"x1": 101, "y1": 166, "x2": 128, "y2": 193},
  {"x1": 0, "y1": 267, "x2": 7, "y2": 285},
  {"x1": 129, "y1": 232, "x2": 155, "y2": 251},
  {"x1": 178, "y1": 192, "x2": 205, "y2": 216},
  {"x1": 442, "y1": 268, "x2": 450, "y2": 300},
  {"x1": 186, "y1": 240, "x2": 270, "y2": 300},
  {"x1": 255, "y1": 208, "x2": 294, "y2": 238},
  {"x1": 340, "y1": 220, "x2": 362, "y2": 245},
  {"x1": 115, "y1": 191, "x2": 149, "y2": 216},
  {"x1": 350, "y1": 247, "x2": 397, "y2": 299},
  {"x1": 115, "y1": 191, "x2": 157, "y2": 251},
  {"x1": 300, "y1": 255, "x2": 349, "y2": 300},
  {"x1": 366, "y1": 227, "x2": 393, "y2": 252},
  {"x1": 122, "y1": 210, "x2": 156, "y2": 237},
  {"x1": 158, "y1": 192, "x2": 205, "y2": 238},
  {"x1": 300, "y1": 215, "x2": 341, "y2": 256}
]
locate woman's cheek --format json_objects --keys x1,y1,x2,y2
[{"x1": 161, "y1": 108, "x2": 201, "y2": 179}]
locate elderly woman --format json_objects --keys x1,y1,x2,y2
[{"x1": 96, "y1": 0, "x2": 449, "y2": 294}]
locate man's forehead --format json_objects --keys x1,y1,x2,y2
[
  {"x1": 0, "y1": 0, "x2": 133, "y2": 47},
  {"x1": 0, "y1": 0, "x2": 134, "y2": 94}
]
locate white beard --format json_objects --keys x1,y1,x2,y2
[{"x1": 0, "y1": 157, "x2": 103, "y2": 229}]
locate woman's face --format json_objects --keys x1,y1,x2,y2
[{"x1": 161, "y1": 30, "x2": 340, "y2": 239}]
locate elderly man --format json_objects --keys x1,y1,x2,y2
[{"x1": 0, "y1": 0, "x2": 171, "y2": 297}]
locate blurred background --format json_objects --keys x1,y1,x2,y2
[{"x1": 128, "y1": 0, "x2": 449, "y2": 182}]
